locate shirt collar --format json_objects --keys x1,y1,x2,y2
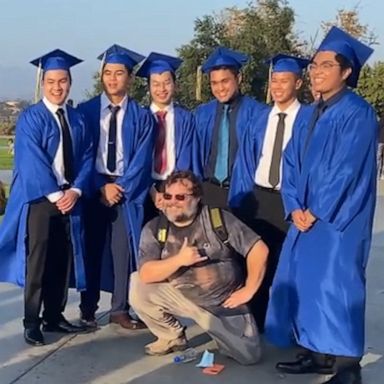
[
  {"x1": 101, "y1": 92, "x2": 128, "y2": 112},
  {"x1": 43, "y1": 97, "x2": 66, "y2": 115},
  {"x1": 271, "y1": 98, "x2": 300, "y2": 117},
  {"x1": 221, "y1": 92, "x2": 242, "y2": 110},
  {"x1": 320, "y1": 87, "x2": 348, "y2": 110},
  {"x1": 150, "y1": 101, "x2": 174, "y2": 115}
]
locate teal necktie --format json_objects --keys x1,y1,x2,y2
[{"x1": 214, "y1": 104, "x2": 230, "y2": 182}]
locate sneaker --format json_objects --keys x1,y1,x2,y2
[
  {"x1": 79, "y1": 314, "x2": 98, "y2": 330},
  {"x1": 145, "y1": 334, "x2": 187, "y2": 356}
]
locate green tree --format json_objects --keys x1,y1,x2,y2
[
  {"x1": 177, "y1": 0, "x2": 305, "y2": 108},
  {"x1": 357, "y1": 62, "x2": 384, "y2": 117},
  {"x1": 176, "y1": 14, "x2": 229, "y2": 108},
  {"x1": 84, "y1": 72, "x2": 102, "y2": 100},
  {"x1": 86, "y1": 0, "x2": 311, "y2": 107},
  {"x1": 84, "y1": 71, "x2": 150, "y2": 105}
]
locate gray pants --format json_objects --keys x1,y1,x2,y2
[{"x1": 129, "y1": 272, "x2": 261, "y2": 365}]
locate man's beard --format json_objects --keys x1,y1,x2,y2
[
  {"x1": 172, "y1": 211, "x2": 194, "y2": 223},
  {"x1": 165, "y1": 204, "x2": 198, "y2": 224}
]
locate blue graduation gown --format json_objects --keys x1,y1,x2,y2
[
  {"x1": 194, "y1": 96, "x2": 266, "y2": 206},
  {"x1": 173, "y1": 104, "x2": 198, "y2": 173},
  {"x1": 0, "y1": 101, "x2": 93, "y2": 290},
  {"x1": 265, "y1": 90, "x2": 378, "y2": 357},
  {"x1": 230, "y1": 106, "x2": 270, "y2": 207},
  {"x1": 77, "y1": 96, "x2": 155, "y2": 291}
]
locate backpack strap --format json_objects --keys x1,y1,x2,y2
[
  {"x1": 157, "y1": 213, "x2": 169, "y2": 250},
  {"x1": 208, "y1": 207, "x2": 229, "y2": 245}
]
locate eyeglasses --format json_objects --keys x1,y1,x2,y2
[
  {"x1": 308, "y1": 62, "x2": 341, "y2": 71},
  {"x1": 163, "y1": 193, "x2": 194, "y2": 201}
]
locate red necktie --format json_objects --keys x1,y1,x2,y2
[{"x1": 154, "y1": 110, "x2": 167, "y2": 174}]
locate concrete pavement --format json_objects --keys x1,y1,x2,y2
[{"x1": 0, "y1": 181, "x2": 383, "y2": 384}]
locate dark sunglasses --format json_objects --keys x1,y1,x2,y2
[{"x1": 163, "y1": 193, "x2": 194, "y2": 201}]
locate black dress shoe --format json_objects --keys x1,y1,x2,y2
[
  {"x1": 24, "y1": 328, "x2": 45, "y2": 346},
  {"x1": 42, "y1": 319, "x2": 87, "y2": 333},
  {"x1": 276, "y1": 354, "x2": 334, "y2": 375},
  {"x1": 322, "y1": 365, "x2": 362, "y2": 384}
]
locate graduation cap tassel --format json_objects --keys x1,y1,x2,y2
[
  {"x1": 196, "y1": 65, "x2": 202, "y2": 102},
  {"x1": 34, "y1": 61, "x2": 42, "y2": 104},
  {"x1": 265, "y1": 62, "x2": 272, "y2": 104},
  {"x1": 99, "y1": 52, "x2": 106, "y2": 80}
]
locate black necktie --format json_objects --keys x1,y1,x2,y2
[
  {"x1": 107, "y1": 105, "x2": 121, "y2": 173},
  {"x1": 56, "y1": 108, "x2": 74, "y2": 184},
  {"x1": 269, "y1": 112, "x2": 287, "y2": 188},
  {"x1": 302, "y1": 100, "x2": 327, "y2": 159}
]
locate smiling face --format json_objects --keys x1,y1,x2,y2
[
  {"x1": 270, "y1": 71, "x2": 302, "y2": 109},
  {"x1": 209, "y1": 68, "x2": 241, "y2": 103},
  {"x1": 42, "y1": 69, "x2": 71, "y2": 106},
  {"x1": 150, "y1": 71, "x2": 175, "y2": 108},
  {"x1": 163, "y1": 179, "x2": 200, "y2": 226},
  {"x1": 309, "y1": 51, "x2": 352, "y2": 100},
  {"x1": 101, "y1": 63, "x2": 130, "y2": 99}
]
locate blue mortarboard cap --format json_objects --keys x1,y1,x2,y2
[
  {"x1": 136, "y1": 52, "x2": 183, "y2": 78},
  {"x1": 98, "y1": 44, "x2": 145, "y2": 70},
  {"x1": 316, "y1": 26, "x2": 373, "y2": 87},
  {"x1": 269, "y1": 54, "x2": 310, "y2": 75},
  {"x1": 201, "y1": 47, "x2": 249, "y2": 73},
  {"x1": 30, "y1": 49, "x2": 83, "y2": 72}
]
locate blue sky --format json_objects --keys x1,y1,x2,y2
[{"x1": 0, "y1": 0, "x2": 382, "y2": 100}]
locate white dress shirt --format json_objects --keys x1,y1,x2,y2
[
  {"x1": 150, "y1": 102, "x2": 176, "y2": 180},
  {"x1": 43, "y1": 97, "x2": 80, "y2": 203},
  {"x1": 255, "y1": 99, "x2": 301, "y2": 190},
  {"x1": 95, "y1": 92, "x2": 127, "y2": 176}
]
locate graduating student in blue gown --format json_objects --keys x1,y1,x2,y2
[
  {"x1": 0, "y1": 50, "x2": 93, "y2": 346},
  {"x1": 231, "y1": 54, "x2": 310, "y2": 332},
  {"x1": 77, "y1": 45, "x2": 155, "y2": 330},
  {"x1": 193, "y1": 47, "x2": 267, "y2": 209},
  {"x1": 265, "y1": 27, "x2": 378, "y2": 384},
  {"x1": 135, "y1": 52, "x2": 197, "y2": 221}
]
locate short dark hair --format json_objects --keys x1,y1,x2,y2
[
  {"x1": 148, "y1": 71, "x2": 176, "y2": 84},
  {"x1": 101, "y1": 63, "x2": 132, "y2": 76},
  {"x1": 209, "y1": 66, "x2": 239, "y2": 79},
  {"x1": 42, "y1": 70, "x2": 72, "y2": 84},
  {"x1": 335, "y1": 53, "x2": 353, "y2": 72},
  {"x1": 164, "y1": 170, "x2": 203, "y2": 198}
]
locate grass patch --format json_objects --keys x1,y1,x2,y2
[
  {"x1": 0, "y1": 141, "x2": 14, "y2": 169},
  {"x1": 0, "y1": 153, "x2": 13, "y2": 169}
]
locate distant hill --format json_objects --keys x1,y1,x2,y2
[
  {"x1": 0, "y1": 100, "x2": 29, "y2": 124},
  {"x1": 0, "y1": 100, "x2": 30, "y2": 135}
]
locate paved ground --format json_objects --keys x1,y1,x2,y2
[{"x1": 0, "y1": 181, "x2": 383, "y2": 384}]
